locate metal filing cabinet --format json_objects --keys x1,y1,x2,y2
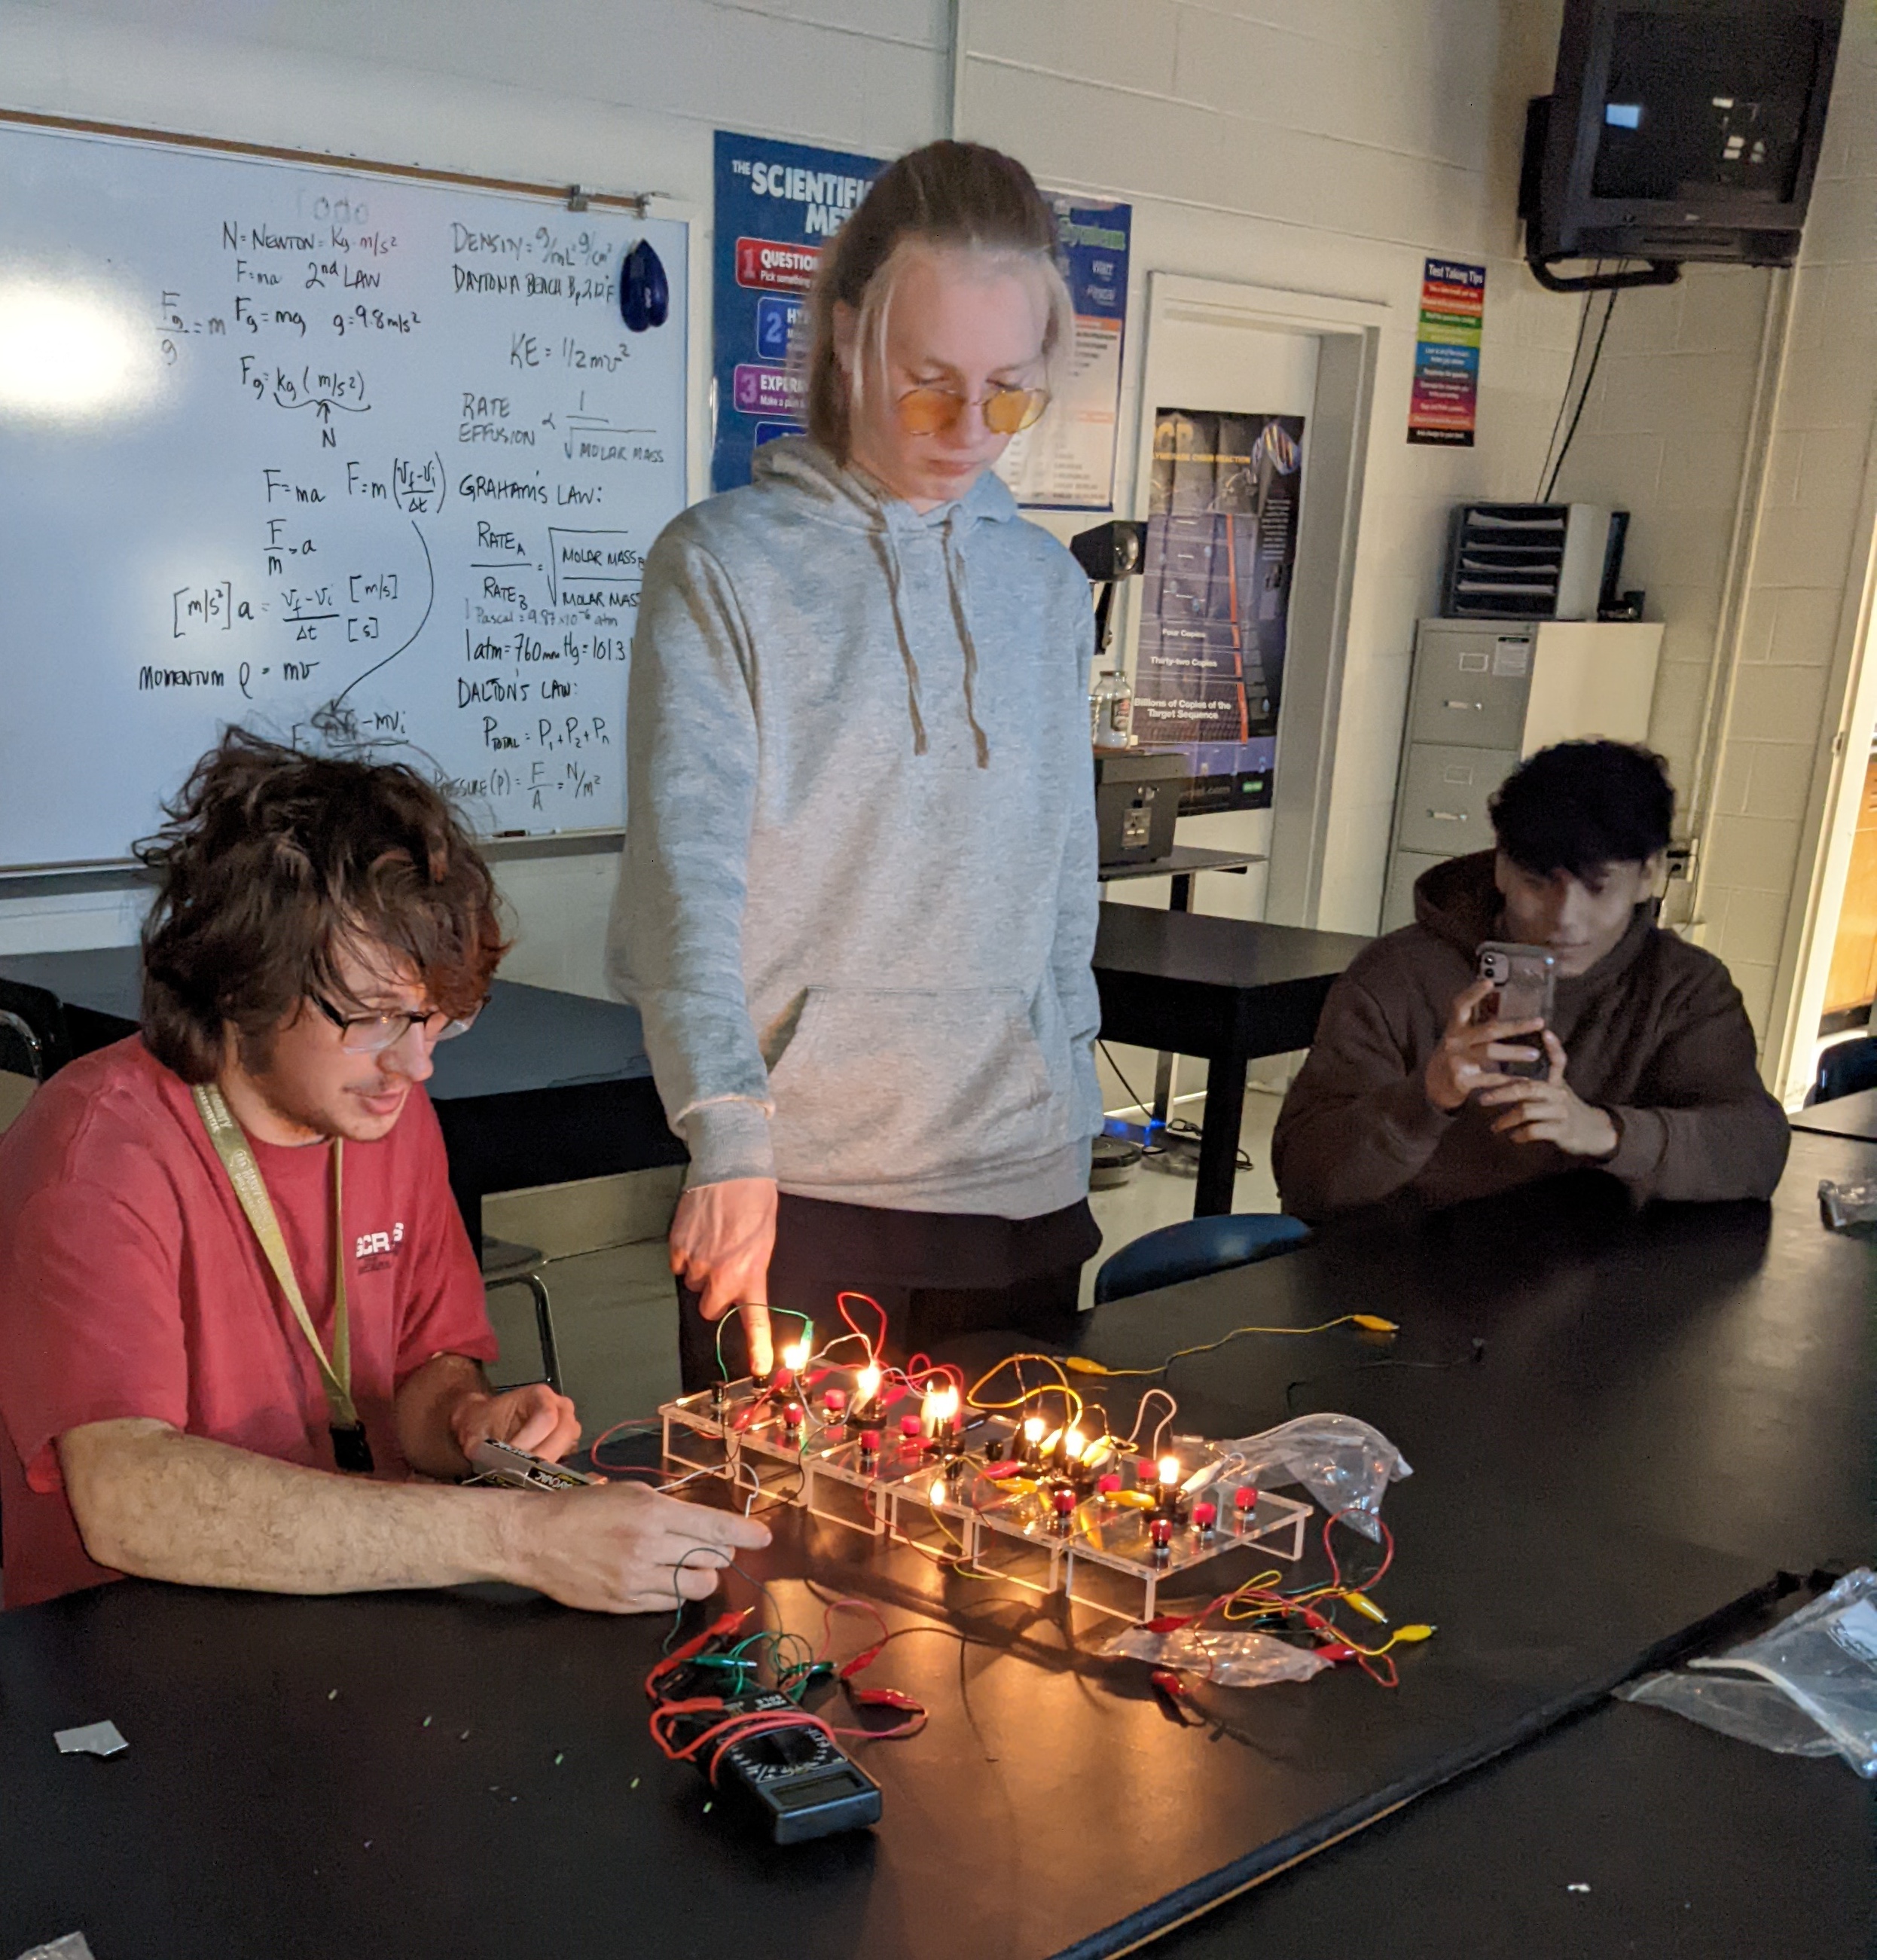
[{"x1": 1381, "y1": 618, "x2": 1664, "y2": 932}]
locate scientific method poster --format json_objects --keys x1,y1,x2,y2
[
  {"x1": 711, "y1": 130, "x2": 884, "y2": 493},
  {"x1": 1134, "y1": 408, "x2": 1305, "y2": 813},
  {"x1": 993, "y1": 197, "x2": 1131, "y2": 510}
]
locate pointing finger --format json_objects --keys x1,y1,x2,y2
[{"x1": 740, "y1": 1302, "x2": 774, "y2": 1379}]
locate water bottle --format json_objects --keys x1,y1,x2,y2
[{"x1": 1090, "y1": 668, "x2": 1134, "y2": 750}]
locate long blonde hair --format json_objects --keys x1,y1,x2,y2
[{"x1": 798, "y1": 140, "x2": 1073, "y2": 463}]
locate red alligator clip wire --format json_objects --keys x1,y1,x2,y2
[
  {"x1": 850, "y1": 1687, "x2": 922, "y2": 1712},
  {"x1": 644, "y1": 1607, "x2": 752, "y2": 1699}
]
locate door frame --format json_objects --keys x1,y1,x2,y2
[{"x1": 1120, "y1": 273, "x2": 1387, "y2": 927}]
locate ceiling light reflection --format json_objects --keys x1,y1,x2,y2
[{"x1": 0, "y1": 282, "x2": 159, "y2": 420}]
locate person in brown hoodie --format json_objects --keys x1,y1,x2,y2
[{"x1": 1273, "y1": 740, "x2": 1790, "y2": 1222}]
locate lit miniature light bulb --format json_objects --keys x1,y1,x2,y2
[
  {"x1": 856, "y1": 1364, "x2": 882, "y2": 1405},
  {"x1": 1021, "y1": 1415, "x2": 1045, "y2": 1464},
  {"x1": 929, "y1": 1477, "x2": 948, "y2": 1507},
  {"x1": 1158, "y1": 1455, "x2": 1180, "y2": 1487},
  {"x1": 773, "y1": 1336, "x2": 810, "y2": 1394},
  {"x1": 1062, "y1": 1428, "x2": 1087, "y2": 1464},
  {"x1": 921, "y1": 1383, "x2": 961, "y2": 1441}
]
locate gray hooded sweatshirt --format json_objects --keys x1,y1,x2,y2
[{"x1": 606, "y1": 437, "x2": 1103, "y2": 1217}]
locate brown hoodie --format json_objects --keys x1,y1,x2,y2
[{"x1": 1272, "y1": 851, "x2": 1790, "y2": 1222}]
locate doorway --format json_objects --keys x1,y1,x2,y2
[
  {"x1": 1108, "y1": 274, "x2": 1382, "y2": 930},
  {"x1": 1092, "y1": 273, "x2": 1382, "y2": 1137}
]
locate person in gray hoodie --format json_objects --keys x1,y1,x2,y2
[{"x1": 607, "y1": 142, "x2": 1103, "y2": 1387}]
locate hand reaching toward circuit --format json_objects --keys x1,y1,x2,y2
[
  {"x1": 505, "y1": 1482, "x2": 772, "y2": 1614},
  {"x1": 1424, "y1": 976, "x2": 1546, "y2": 1113},
  {"x1": 669, "y1": 1176, "x2": 778, "y2": 1375},
  {"x1": 1477, "y1": 1030, "x2": 1620, "y2": 1158}
]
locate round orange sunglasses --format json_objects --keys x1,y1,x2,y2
[{"x1": 895, "y1": 383, "x2": 1051, "y2": 438}]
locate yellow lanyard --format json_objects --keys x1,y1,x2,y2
[{"x1": 194, "y1": 1083, "x2": 371, "y2": 1470}]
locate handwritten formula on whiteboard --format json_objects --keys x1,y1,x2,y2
[{"x1": 0, "y1": 124, "x2": 687, "y2": 866}]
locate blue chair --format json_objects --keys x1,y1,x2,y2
[
  {"x1": 1809, "y1": 1035, "x2": 1877, "y2": 1107},
  {"x1": 1093, "y1": 1212, "x2": 1313, "y2": 1306}
]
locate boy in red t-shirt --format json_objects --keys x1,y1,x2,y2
[{"x1": 0, "y1": 731, "x2": 765, "y2": 1611}]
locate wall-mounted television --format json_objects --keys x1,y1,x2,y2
[{"x1": 1521, "y1": 0, "x2": 1845, "y2": 291}]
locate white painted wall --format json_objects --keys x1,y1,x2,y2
[
  {"x1": 0, "y1": 0, "x2": 951, "y2": 984},
  {"x1": 1701, "y1": 8, "x2": 1877, "y2": 1093},
  {"x1": 955, "y1": 1, "x2": 1790, "y2": 948},
  {"x1": 2, "y1": 0, "x2": 1864, "y2": 1064}
]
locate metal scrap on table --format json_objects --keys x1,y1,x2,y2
[{"x1": 53, "y1": 1721, "x2": 127, "y2": 1758}]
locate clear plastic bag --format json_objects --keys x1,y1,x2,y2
[
  {"x1": 1098, "y1": 1619, "x2": 1332, "y2": 1687},
  {"x1": 1214, "y1": 1415, "x2": 1412, "y2": 1541},
  {"x1": 1818, "y1": 1179, "x2": 1877, "y2": 1230},
  {"x1": 14, "y1": 1937, "x2": 96, "y2": 1960},
  {"x1": 1618, "y1": 1568, "x2": 1877, "y2": 1776},
  {"x1": 1619, "y1": 1670, "x2": 1842, "y2": 1757}
]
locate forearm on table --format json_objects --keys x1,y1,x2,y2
[
  {"x1": 59, "y1": 1419, "x2": 528, "y2": 1597},
  {"x1": 1274, "y1": 1077, "x2": 1454, "y2": 1217},
  {"x1": 1601, "y1": 1094, "x2": 1792, "y2": 1201}
]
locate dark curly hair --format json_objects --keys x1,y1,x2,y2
[
  {"x1": 1488, "y1": 740, "x2": 1675, "y2": 880},
  {"x1": 136, "y1": 729, "x2": 508, "y2": 1083}
]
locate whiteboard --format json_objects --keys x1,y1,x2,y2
[{"x1": 0, "y1": 122, "x2": 688, "y2": 868}]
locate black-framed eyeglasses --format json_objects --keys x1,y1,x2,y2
[{"x1": 310, "y1": 994, "x2": 484, "y2": 1055}]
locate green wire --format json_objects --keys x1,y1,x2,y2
[{"x1": 713, "y1": 1301, "x2": 815, "y2": 1379}]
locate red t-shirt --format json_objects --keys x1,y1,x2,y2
[{"x1": 0, "y1": 1037, "x2": 498, "y2": 1609}]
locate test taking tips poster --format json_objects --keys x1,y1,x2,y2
[
  {"x1": 1407, "y1": 258, "x2": 1484, "y2": 447},
  {"x1": 712, "y1": 130, "x2": 884, "y2": 494}
]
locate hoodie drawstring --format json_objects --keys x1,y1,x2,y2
[
  {"x1": 877, "y1": 523, "x2": 929, "y2": 758},
  {"x1": 944, "y1": 518, "x2": 992, "y2": 770}
]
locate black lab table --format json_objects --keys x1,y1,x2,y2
[
  {"x1": 1091, "y1": 902, "x2": 1369, "y2": 1214},
  {"x1": 2, "y1": 1132, "x2": 1869, "y2": 1960}
]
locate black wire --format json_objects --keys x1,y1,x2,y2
[
  {"x1": 1098, "y1": 1040, "x2": 1253, "y2": 1171},
  {"x1": 1097, "y1": 1040, "x2": 1155, "y2": 1122},
  {"x1": 1542, "y1": 286, "x2": 1620, "y2": 502},
  {"x1": 1534, "y1": 284, "x2": 1596, "y2": 500},
  {"x1": 1283, "y1": 1337, "x2": 1487, "y2": 1413},
  {"x1": 1160, "y1": 1116, "x2": 1253, "y2": 1174}
]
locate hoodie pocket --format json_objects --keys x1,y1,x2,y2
[{"x1": 767, "y1": 985, "x2": 1072, "y2": 1187}]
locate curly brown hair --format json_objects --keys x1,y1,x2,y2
[{"x1": 136, "y1": 729, "x2": 509, "y2": 1083}]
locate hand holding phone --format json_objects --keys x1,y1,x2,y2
[
  {"x1": 1424, "y1": 960, "x2": 1550, "y2": 1114},
  {"x1": 1473, "y1": 942, "x2": 1556, "y2": 1081}
]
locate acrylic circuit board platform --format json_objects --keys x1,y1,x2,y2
[{"x1": 660, "y1": 1372, "x2": 1312, "y2": 1623}]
